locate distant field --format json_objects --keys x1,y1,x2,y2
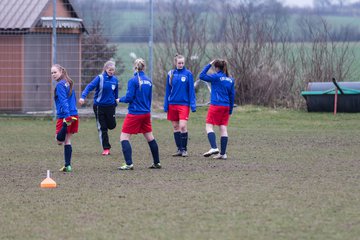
[
  {"x1": 105, "y1": 9, "x2": 360, "y2": 42},
  {"x1": 1, "y1": 106, "x2": 360, "y2": 239},
  {"x1": 344, "y1": 42, "x2": 360, "y2": 80},
  {"x1": 115, "y1": 41, "x2": 360, "y2": 80},
  {"x1": 105, "y1": 8, "x2": 360, "y2": 86},
  {"x1": 110, "y1": 10, "x2": 360, "y2": 102},
  {"x1": 306, "y1": 14, "x2": 360, "y2": 27},
  {"x1": 288, "y1": 14, "x2": 360, "y2": 28},
  {"x1": 114, "y1": 42, "x2": 148, "y2": 95}
]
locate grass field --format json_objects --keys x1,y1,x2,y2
[{"x1": 1, "y1": 106, "x2": 360, "y2": 239}]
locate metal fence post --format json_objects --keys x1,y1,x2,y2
[
  {"x1": 52, "y1": 0, "x2": 57, "y2": 119},
  {"x1": 149, "y1": 0, "x2": 154, "y2": 116},
  {"x1": 149, "y1": 0, "x2": 153, "y2": 81}
]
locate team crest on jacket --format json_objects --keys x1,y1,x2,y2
[
  {"x1": 181, "y1": 77, "x2": 186, "y2": 82},
  {"x1": 112, "y1": 85, "x2": 115, "y2": 90}
]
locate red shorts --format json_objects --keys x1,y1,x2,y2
[
  {"x1": 122, "y1": 113, "x2": 152, "y2": 134},
  {"x1": 206, "y1": 105, "x2": 230, "y2": 126},
  {"x1": 167, "y1": 104, "x2": 190, "y2": 121},
  {"x1": 56, "y1": 115, "x2": 79, "y2": 134}
]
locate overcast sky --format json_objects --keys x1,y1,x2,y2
[
  {"x1": 283, "y1": 0, "x2": 359, "y2": 7},
  {"x1": 283, "y1": 0, "x2": 313, "y2": 7}
]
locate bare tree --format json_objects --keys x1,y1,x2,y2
[
  {"x1": 215, "y1": 1, "x2": 356, "y2": 108},
  {"x1": 81, "y1": 20, "x2": 125, "y2": 88},
  {"x1": 152, "y1": 0, "x2": 209, "y2": 100},
  {"x1": 296, "y1": 14, "x2": 355, "y2": 84},
  {"x1": 219, "y1": 2, "x2": 301, "y2": 107},
  {"x1": 77, "y1": 0, "x2": 125, "y2": 105},
  {"x1": 314, "y1": 0, "x2": 333, "y2": 9}
]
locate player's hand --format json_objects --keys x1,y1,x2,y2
[
  {"x1": 79, "y1": 98, "x2": 85, "y2": 105},
  {"x1": 116, "y1": 98, "x2": 120, "y2": 104},
  {"x1": 63, "y1": 116, "x2": 77, "y2": 126},
  {"x1": 210, "y1": 59, "x2": 215, "y2": 65}
]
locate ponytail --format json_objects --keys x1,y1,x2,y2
[
  {"x1": 169, "y1": 70, "x2": 174, "y2": 86},
  {"x1": 214, "y1": 59, "x2": 230, "y2": 77},
  {"x1": 134, "y1": 58, "x2": 146, "y2": 91},
  {"x1": 137, "y1": 72, "x2": 142, "y2": 91},
  {"x1": 53, "y1": 64, "x2": 73, "y2": 96}
]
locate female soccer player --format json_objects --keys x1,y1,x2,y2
[
  {"x1": 199, "y1": 59, "x2": 235, "y2": 159},
  {"x1": 118, "y1": 58, "x2": 161, "y2": 170},
  {"x1": 51, "y1": 64, "x2": 79, "y2": 172},
  {"x1": 164, "y1": 54, "x2": 196, "y2": 157},
  {"x1": 79, "y1": 60, "x2": 119, "y2": 156}
]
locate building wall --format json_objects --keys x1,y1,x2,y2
[
  {"x1": 57, "y1": 33, "x2": 81, "y2": 100},
  {"x1": 23, "y1": 33, "x2": 52, "y2": 112},
  {"x1": 23, "y1": 33, "x2": 81, "y2": 112},
  {"x1": 42, "y1": 0, "x2": 72, "y2": 18},
  {"x1": 0, "y1": 0, "x2": 84, "y2": 113},
  {"x1": 0, "y1": 35, "x2": 23, "y2": 112},
  {"x1": 0, "y1": 32, "x2": 82, "y2": 113}
]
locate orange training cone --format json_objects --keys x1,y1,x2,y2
[{"x1": 41, "y1": 170, "x2": 57, "y2": 188}]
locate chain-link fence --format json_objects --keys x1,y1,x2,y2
[
  {"x1": 0, "y1": 0, "x2": 153, "y2": 114},
  {"x1": 5, "y1": 0, "x2": 355, "y2": 113}
]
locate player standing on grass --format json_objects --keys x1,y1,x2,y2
[
  {"x1": 199, "y1": 59, "x2": 235, "y2": 160},
  {"x1": 164, "y1": 54, "x2": 196, "y2": 157},
  {"x1": 117, "y1": 58, "x2": 161, "y2": 170},
  {"x1": 79, "y1": 60, "x2": 119, "y2": 156},
  {"x1": 51, "y1": 64, "x2": 79, "y2": 172}
]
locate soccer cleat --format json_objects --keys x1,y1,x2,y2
[
  {"x1": 203, "y1": 148, "x2": 220, "y2": 157},
  {"x1": 102, "y1": 149, "x2": 110, "y2": 156},
  {"x1": 213, "y1": 153, "x2": 227, "y2": 160},
  {"x1": 118, "y1": 164, "x2": 134, "y2": 170},
  {"x1": 59, "y1": 165, "x2": 72, "y2": 172},
  {"x1": 172, "y1": 150, "x2": 182, "y2": 157},
  {"x1": 149, "y1": 163, "x2": 162, "y2": 169},
  {"x1": 181, "y1": 150, "x2": 189, "y2": 157}
]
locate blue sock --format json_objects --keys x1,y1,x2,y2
[
  {"x1": 148, "y1": 139, "x2": 160, "y2": 164},
  {"x1": 64, "y1": 144, "x2": 72, "y2": 167},
  {"x1": 207, "y1": 132, "x2": 217, "y2": 149},
  {"x1": 220, "y1": 136, "x2": 228, "y2": 155},
  {"x1": 174, "y1": 132, "x2": 181, "y2": 150},
  {"x1": 180, "y1": 132, "x2": 188, "y2": 151},
  {"x1": 56, "y1": 122, "x2": 67, "y2": 142},
  {"x1": 121, "y1": 140, "x2": 132, "y2": 165}
]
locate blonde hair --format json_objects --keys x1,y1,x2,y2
[
  {"x1": 134, "y1": 58, "x2": 146, "y2": 91},
  {"x1": 52, "y1": 64, "x2": 73, "y2": 96},
  {"x1": 170, "y1": 54, "x2": 185, "y2": 85},
  {"x1": 213, "y1": 59, "x2": 230, "y2": 77},
  {"x1": 103, "y1": 60, "x2": 116, "y2": 72}
]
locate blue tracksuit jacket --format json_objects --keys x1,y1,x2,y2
[
  {"x1": 119, "y1": 71, "x2": 152, "y2": 115},
  {"x1": 163, "y1": 67, "x2": 196, "y2": 112},
  {"x1": 199, "y1": 64, "x2": 235, "y2": 114},
  {"x1": 55, "y1": 79, "x2": 78, "y2": 119},
  {"x1": 81, "y1": 72, "x2": 119, "y2": 106}
]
